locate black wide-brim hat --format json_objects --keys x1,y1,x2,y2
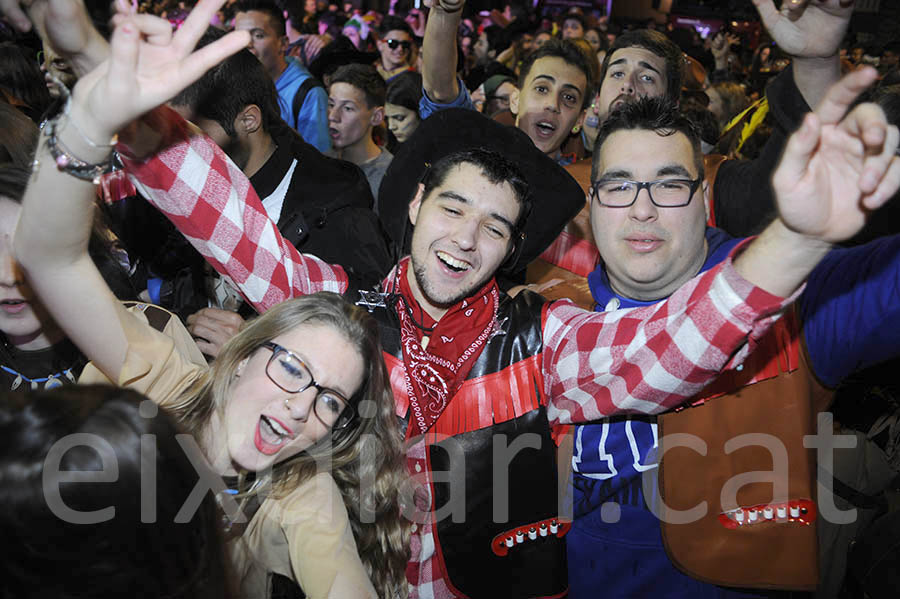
[
  {"x1": 378, "y1": 108, "x2": 584, "y2": 273},
  {"x1": 308, "y1": 36, "x2": 380, "y2": 82}
]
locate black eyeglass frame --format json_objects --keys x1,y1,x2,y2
[
  {"x1": 385, "y1": 38, "x2": 412, "y2": 50},
  {"x1": 261, "y1": 342, "x2": 357, "y2": 430},
  {"x1": 590, "y1": 177, "x2": 703, "y2": 208}
]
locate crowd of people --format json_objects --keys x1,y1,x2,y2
[{"x1": 1, "y1": 0, "x2": 899, "y2": 597}]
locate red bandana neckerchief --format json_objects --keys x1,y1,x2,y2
[{"x1": 395, "y1": 258, "x2": 499, "y2": 437}]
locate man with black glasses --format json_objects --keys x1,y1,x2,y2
[{"x1": 563, "y1": 94, "x2": 900, "y2": 598}]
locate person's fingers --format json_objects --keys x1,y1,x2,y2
[
  {"x1": 106, "y1": 16, "x2": 140, "y2": 87},
  {"x1": 188, "y1": 322, "x2": 229, "y2": 346},
  {"x1": 752, "y1": 0, "x2": 782, "y2": 32},
  {"x1": 193, "y1": 337, "x2": 222, "y2": 358},
  {"x1": 814, "y1": 67, "x2": 879, "y2": 125},
  {"x1": 0, "y1": 0, "x2": 33, "y2": 31},
  {"x1": 862, "y1": 155, "x2": 900, "y2": 211},
  {"x1": 774, "y1": 112, "x2": 821, "y2": 191},
  {"x1": 859, "y1": 125, "x2": 900, "y2": 196},
  {"x1": 173, "y1": 0, "x2": 226, "y2": 53},
  {"x1": 861, "y1": 158, "x2": 900, "y2": 206},
  {"x1": 126, "y1": 13, "x2": 173, "y2": 45},
  {"x1": 173, "y1": 29, "x2": 249, "y2": 90},
  {"x1": 114, "y1": 0, "x2": 132, "y2": 16},
  {"x1": 836, "y1": 102, "x2": 886, "y2": 142},
  {"x1": 196, "y1": 307, "x2": 243, "y2": 328},
  {"x1": 536, "y1": 278, "x2": 565, "y2": 293},
  {"x1": 783, "y1": 0, "x2": 808, "y2": 20}
]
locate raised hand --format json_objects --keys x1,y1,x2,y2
[
  {"x1": 0, "y1": 0, "x2": 33, "y2": 31},
  {"x1": 186, "y1": 307, "x2": 244, "y2": 358},
  {"x1": 773, "y1": 67, "x2": 900, "y2": 242},
  {"x1": 422, "y1": 0, "x2": 465, "y2": 14},
  {"x1": 0, "y1": 0, "x2": 109, "y2": 75},
  {"x1": 69, "y1": 0, "x2": 249, "y2": 144},
  {"x1": 752, "y1": 0, "x2": 853, "y2": 58}
]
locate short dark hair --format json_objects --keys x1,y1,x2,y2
[
  {"x1": 421, "y1": 148, "x2": 531, "y2": 235},
  {"x1": 233, "y1": 0, "x2": 285, "y2": 34},
  {"x1": 883, "y1": 41, "x2": 900, "y2": 55},
  {"x1": 483, "y1": 24, "x2": 511, "y2": 55},
  {"x1": 591, "y1": 96, "x2": 704, "y2": 183},
  {"x1": 378, "y1": 15, "x2": 413, "y2": 39},
  {"x1": 386, "y1": 71, "x2": 423, "y2": 112},
  {"x1": 560, "y1": 13, "x2": 586, "y2": 31},
  {"x1": 330, "y1": 63, "x2": 386, "y2": 108},
  {"x1": 518, "y1": 38, "x2": 594, "y2": 109},
  {"x1": 171, "y1": 43, "x2": 282, "y2": 138},
  {"x1": 600, "y1": 29, "x2": 684, "y2": 104},
  {"x1": 0, "y1": 386, "x2": 232, "y2": 598}
]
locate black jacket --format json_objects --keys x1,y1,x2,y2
[
  {"x1": 109, "y1": 127, "x2": 393, "y2": 321},
  {"x1": 263, "y1": 126, "x2": 393, "y2": 289}
]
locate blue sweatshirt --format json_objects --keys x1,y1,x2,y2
[
  {"x1": 567, "y1": 228, "x2": 900, "y2": 598},
  {"x1": 276, "y1": 58, "x2": 331, "y2": 154}
]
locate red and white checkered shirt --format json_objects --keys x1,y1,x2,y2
[{"x1": 121, "y1": 109, "x2": 793, "y2": 598}]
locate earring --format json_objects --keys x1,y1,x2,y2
[
  {"x1": 572, "y1": 124, "x2": 582, "y2": 134},
  {"x1": 235, "y1": 357, "x2": 249, "y2": 377}
]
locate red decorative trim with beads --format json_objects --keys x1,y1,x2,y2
[
  {"x1": 718, "y1": 499, "x2": 816, "y2": 530},
  {"x1": 491, "y1": 518, "x2": 572, "y2": 557}
]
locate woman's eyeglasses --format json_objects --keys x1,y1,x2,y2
[{"x1": 261, "y1": 342, "x2": 357, "y2": 430}]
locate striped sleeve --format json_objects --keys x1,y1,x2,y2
[
  {"x1": 542, "y1": 241, "x2": 797, "y2": 424},
  {"x1": 118, "y1": 107, "x2": 348, "y2": 313}
]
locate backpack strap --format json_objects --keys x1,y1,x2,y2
[{"x1": 291, "y1": 76, "x2": 324, "y2": 128}]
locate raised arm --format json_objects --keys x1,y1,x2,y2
[
  {"x1": 14, "y1": 0, "x2": 249, "y2": 377},
  {"x1": 421, "y1": 0, "x2": 465, "y2": 104},
  {"x1": 117, "y1": 107, "x2": 349, "y2": 312},
  {"x1": 2, "y1": 0, "x2": 110, "y2": 76},
  {"x1": 753, "y1": 0, "x2": 850, "y2": 111},
  {"x1": 544, "y1": 68, "x2": 900, "y2": 423}
]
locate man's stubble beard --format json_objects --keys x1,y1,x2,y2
[{"x1": 410, "y1": 254, "x2": 490, "y2": 313}]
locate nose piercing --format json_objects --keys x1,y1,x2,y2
[{"x1": 284, "y1": 398, "x2": 292, "y2": 410}]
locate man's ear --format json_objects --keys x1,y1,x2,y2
[
  {"x1": 572, "y1": 108, "x2": 586, "y2": 133},
  {"x1": 702, "y1": 179, "x2": 711, "y2": 223},
  {"x1": 408, "y1": 183, "x2": 426, "y2": 226},
  {"x1": 371, "y1": 105, "x2": 385, "y2": 127},
  {"x1": 235, "y1": 104, "x2": 263, "y2": 136},
  {"x1": 509, "y1": 86, "x2": 520, "y2": 117}
]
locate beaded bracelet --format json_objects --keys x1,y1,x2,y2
[
  {"x1": 43, "y1": 114, "x2": 115, "y2": 184},
  {"x1": 37, "y1": 73, "x2": 118, "y2": 184}
]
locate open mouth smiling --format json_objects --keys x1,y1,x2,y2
[{"x1": 436, "y1": 250, "x2": 471, "y2": 273}]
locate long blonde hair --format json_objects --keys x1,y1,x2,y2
[{"x1": 168, "y1": 292, "x2": 410, "y2": 598}]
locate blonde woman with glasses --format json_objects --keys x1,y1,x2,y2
[{"x1": 9, "y1": 0, "x2": 409, "y2": 596}]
